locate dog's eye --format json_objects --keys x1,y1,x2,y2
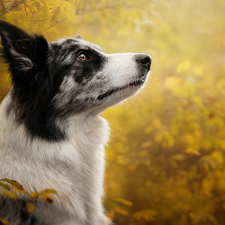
[{"x1": 78, "y1": 54, "x2": 87, "y2": 61}]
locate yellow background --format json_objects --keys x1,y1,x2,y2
[{"x1": 0, "y1": 0, "x2": 225, "y2": 224}]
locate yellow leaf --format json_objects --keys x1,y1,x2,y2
[
  {"x1": 142, "y1": 142, "x2": 152, "y2": 148},
  {"x1": 201, "y1": 177, "x2": 213, "y2": 196},
  {"x1": 0, "y1": 218, "x2": 10, "y2": 225},
  {"x1": 12, "y1": 185, "x2": 28, "y2": 195},
  {"x1": 3, "y1": 11, "x2": 24, "y2": 20},
  {"x1": 133, "y1": 209, "x2": 157, "y2": 222},
  {"x1": 27, "y1": 202, "x2": 35, "y2": 214},
  {"x1": 44, "y1": 26, "x2": 60, "y2": 36},
  {"x1": 114, "y1": 205, "x2": 129, "y2": 215},
  {"x1": 0, "y1": 179, "x2": 24, "y2": 189},
  {"x1": 152, "y1": 118, "x2": 161, "y2": 129},
  {"x1": 177, "y1": 60, "x2": 191, "y2": 74},
  {"x1": 157, "y1": 132, "x2": 174, "y2": 149},
  {"x1": 114, "y1": 198, "x2": 132, "y2": 206},
  {"x1": 40, "y1": 192, "x2": 53, "y2": 203},
  {"x1": 32, "y1": 6, "x2": 38, "y2": 13},
  {"x1": 164, "y1": 77, "x2": 181, "y2": 89},
  {"x1": 46, "y1": 0, "x2": 62, "y2": 8},
  {"x1": 140, "y1": 150, "x2": 148, "y2": 156},
  {"x1": 4, "y1": 191, "x2": 18, "y2": 199},
  {"x1": 38, "y1": 0, "x2": 45, "y2": 7},
  {"x1": 128, "y1": 164, "x2": 137, "y2": 171},
  {"x1": 46, "y1": 4, "x2": 53, "y2": 19},
  {"x1": 0, "y1": 181, "x2": 11, "y2": 190},
  {"x1": 193, "y1": 65, "x2": 204, "y2": 76},
  {"x1": 154, "y1": 132, "x2": 163, "y2": 142},
  {"x1": 183, "y1": 133, "x2": 194, "y2": 145},
  {"x1": 117, "y1": 154, "x2": 129, "y2": 165},
  {"x1": 30, "y1": 192, "x2": 39, "y2": 200},
  {"x1": 172, "y1": 154, "x2": 185, "y2": 161},
  {"x1": 207, "y1": 214, "x2": 217, "y2": 225},
  {"x1": 43, "y1": 189, "x2": 57, "y2": 194},
  {"x1": 60, "y1": 1, "x2": 76, "y2": 22},
  {"x1": 186, "y1": 148, "x2": 200, "y2": 156},
  {"x1": 192, "y1": 96, "x2": 203, "y2": 107},
  {"x1": 145, "y1": 125, "x2": 153, "y2": 134},
  {"x1": 211, "y1": 151, "x2": 224, "y2": 165}
]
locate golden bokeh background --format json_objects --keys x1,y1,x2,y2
[{"x1": 0, "y1": 0, "x2": 225, "y2": 224}]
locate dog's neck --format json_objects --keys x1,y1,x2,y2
[
  {"x1": 64, "y1": 113, "x2": 110, "y2": 144},
  {"x1": 5, "y1": 92, "x2": 109, "y2": 145}
]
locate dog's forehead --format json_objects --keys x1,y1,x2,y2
[
  {"x1": 77, "y1": 39, "x2": 103, "y2": 52},
  {"x1": 51, "y1": 38, "x2": 103, "y2": 52}
]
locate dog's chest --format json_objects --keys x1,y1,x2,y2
[
  {"x1": 0, "y1": 98, "x2": 109, "y2": 193},
  {"x1": 0, "y1": 96, "x2": 110, "y2": 222}
]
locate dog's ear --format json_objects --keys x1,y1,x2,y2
[
  {"x1": 0, "y1": 20, "x2": 49, "y2": 75},
  {"x1": 76, "y1": 34, "x2": 83, "y2": 40},
  {"x1": 0, "y1": 20, "x2": 53, "y2": 121}
]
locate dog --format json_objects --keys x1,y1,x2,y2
[{"x1": 0, "y1": 20, "x2": 151, "y2": 225}]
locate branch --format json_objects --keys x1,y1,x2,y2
[
  {"x1": 48, "y1": 18, "x2": 67, "y2": 30},
  {"x1": 23, "y1": 0, "x2": 28, "y2": 18},
  {"x1": 76, "y1": 3, "x2": 141, "y2": 15},
  {"x1": 1, "y1": 1, "x2": 5, "y2": 13},
  {"x1": 5, "y1": 2, "x2": 23, "y2": 13}
]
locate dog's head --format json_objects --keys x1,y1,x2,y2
[{"x1": 0, "y1": 20, "x2": 151, "y2": 140}]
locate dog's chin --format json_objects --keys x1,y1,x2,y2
[
  {"x1": 106, "y1": 78, "x2": 145, "y2": 101},
  {"x1": 91, "y1": 74, "x2": 149, "y2": 115},
  {"x1": 97, "y1": 75, "x2": 148, "y2": 101}
]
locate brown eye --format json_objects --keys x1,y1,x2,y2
[{"x1": 78, "y1": 54, "x2": 87, "y2": 61}]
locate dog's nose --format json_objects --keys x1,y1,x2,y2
[{"x1": 135, "y1": 54, "x2": 151, "y2": 70}]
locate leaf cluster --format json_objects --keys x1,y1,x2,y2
[{"x1": 0, "y1": 178, "x2": 57, "y2": 224}]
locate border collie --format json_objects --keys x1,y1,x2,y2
[{"x1": 0, "y1": 20, "x2": 151, "y2": 225}]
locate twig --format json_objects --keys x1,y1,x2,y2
[
  {"x1": 5, "y1": 2, "x2": 23, "y2": 13},
  {"x1": 1, "y1": 1, "x2": 5, "y2": 13},
  {"x1": 48, "y1": 18, "x2": 67, "y2": 30},
  {"x1": 23, "y1": 0, "x2": 28, "y2": 18},
  {"x1": 76, "y1": 3, "x2": 141, "y2": 15}
]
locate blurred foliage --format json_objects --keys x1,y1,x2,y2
[
  {"x1": 0, "y1": 0, "x2": 225, "y2": 224},
  {"x1": 0, "y1": 178, "x2": 56, "y2": 223}
]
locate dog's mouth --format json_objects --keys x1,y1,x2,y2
[{"x1": 97, "y1": 76, "x2": 146, "y2": 100}]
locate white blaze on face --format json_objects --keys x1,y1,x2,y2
[{"x1": 103, "y1": 53, "x2": 139, "y2": 88}]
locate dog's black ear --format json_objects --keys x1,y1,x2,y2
[
  {"x1": 0, "y1": 20, "x2": 49, "y2": 75},
  {"x1": 0, "y1": 20, "x2": 53, "y2": 121}
]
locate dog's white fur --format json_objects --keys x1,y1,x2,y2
[
  {"x1": 0, "y1": 21, "x2": 151, "y2": 225},
  {"x1": 0, "y1": 93, "x2": 110, "y2": 224}
]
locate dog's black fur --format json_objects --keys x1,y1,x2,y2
[{"x1": 0, "y1": 21, "x2": 108, "y2": 141}]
